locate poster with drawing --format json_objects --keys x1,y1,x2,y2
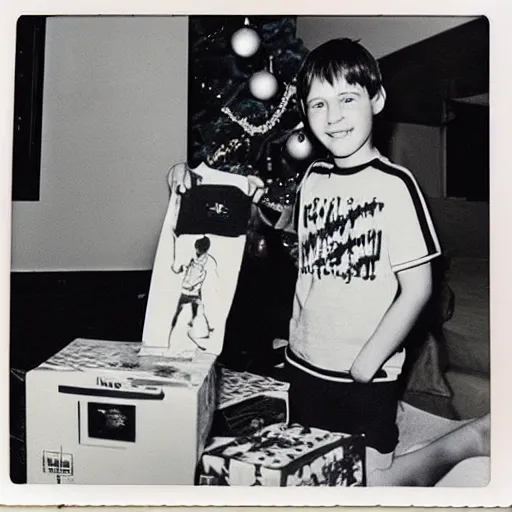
[{"x1": 141, "y1": 164, "x2": 253, "y2": 357}]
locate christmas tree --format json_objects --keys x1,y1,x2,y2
[
  {"x1": 187, "y1": 15, "x2": 315, "y2": 212},
  {"x1": 187, "y1": 16, "x2": 313, "y2": 371}
]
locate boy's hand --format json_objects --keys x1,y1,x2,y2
[
  {"x1": 247, "y1": 175, "x2": 266, "y2": 204},
  {"x1": 168, "y1": 162, "x2": 193, "y2": 194},
  {"x1": 349, "y1": 358, "x2": 375, "y2": 384}
]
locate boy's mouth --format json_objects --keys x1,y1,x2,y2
[{"x1": 327, "y1": 129, "x2": 353, "y2": 139}]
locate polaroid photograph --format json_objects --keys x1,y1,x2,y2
[
  {"x1": 2, "y1": 0, "x2": 511, "y2": 508},
  {"x1": 87, "y1": 402, "x2": 136, "y2": 443}
]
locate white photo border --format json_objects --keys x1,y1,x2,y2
[{"x1": 2, "y1": 0, "x2": 510, "y2": 507}]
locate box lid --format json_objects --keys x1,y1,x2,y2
[{"x1": 35, "y1": 338, "x2": 215, "y2": 387}]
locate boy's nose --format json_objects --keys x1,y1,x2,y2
[{"x1": 327, "y1": 102, "x2": 343, "y2": 124}]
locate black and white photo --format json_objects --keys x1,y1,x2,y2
[{"x1": 2, "y1": 3, "x2": 509, "y2": 508}]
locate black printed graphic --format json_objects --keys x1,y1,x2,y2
[{"x1": 301, "y1": 196, "x2": 384, "y2": 283}]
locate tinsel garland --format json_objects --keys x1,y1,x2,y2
[{"x1": 221, "y1": 84, "x2": 296, "y2": 137}]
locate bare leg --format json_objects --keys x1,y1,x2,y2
[{"x1": 368, "y1": 413, "x2": 490, "y2": 486}]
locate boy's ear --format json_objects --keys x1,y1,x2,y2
[{"x1": 371, "y1": 87, "x2": 386, "y2": 115}]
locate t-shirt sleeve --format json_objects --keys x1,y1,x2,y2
[{"x1": 387, "y1": 174, "x2": 441, "y2": 272}]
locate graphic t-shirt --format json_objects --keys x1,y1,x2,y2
[{"x1": 288, "y1": 156, "x2": 441, "y2": 381}]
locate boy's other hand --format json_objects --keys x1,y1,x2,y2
[{"x1": 350, "y1": 358, "x2": 374, "y2": 384}]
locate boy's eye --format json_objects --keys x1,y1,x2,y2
[
  {"x1": 309, "y1": 101, "x2": 325, "y2": 110},
  {"x1": 342, "y1": 96, "x2": 356, "y2": 104}
]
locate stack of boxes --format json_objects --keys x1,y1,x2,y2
[
  {"x1": 201, "y1": 366, "x2": 366, "y2": 487},
  {"x1": 26, "y1": 340, "x2": 366, "y2": 486}
]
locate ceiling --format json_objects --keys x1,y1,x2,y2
[{"x1": 296, "y1": 16, "x2": 477, "y2": 59}]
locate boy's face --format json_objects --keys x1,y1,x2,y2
[{"x1": 305, "y1": 75, "x2": 385, "y2": 168}]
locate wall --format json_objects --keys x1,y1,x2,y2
[
  {"x1": 11, "y1": 16, "x2": 188, "y2": 271},
  {"x1": 296, "y1": 16, "x2": 476, "y2": 59},
  {"x1": 386, "y1": 123, "x2": 445, "y2": 198}
]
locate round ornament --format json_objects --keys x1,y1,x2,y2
[
  {"x1": 231, "y1": 26, "x2": 261, "y2": 58},
  {"x1": 249, "y1": 70, "x2": 279, "y2": 101},
  {"x1": 286, "y1": 130, "x2": 314, "y2": 160}
]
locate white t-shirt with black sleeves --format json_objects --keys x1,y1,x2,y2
[{"x1": 287, "y1": 155, "x2": 442, "y2": 381}]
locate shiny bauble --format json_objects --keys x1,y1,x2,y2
[
  {"x1": 249, "y1": 70, "x2": 279, "y2": 101},
  {"x1": 231, "y1": 27, "x2": 261, "y2": 58},
  {"x1": 286, "y1": 130, "x2": 314, "y2": 160}
]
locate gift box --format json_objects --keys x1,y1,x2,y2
[
  {"x1": 199, "y1": 423, "x2": 366, "y2": 486},
  {"x1": 211, "y1": 368, "x2": 290, "y2": 437},
  {"x1": 26, "y1": 338, "x2": 217, "y2": 485}
]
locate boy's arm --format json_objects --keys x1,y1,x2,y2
[{"x1": 350, "y1": 261, "x2": 432, "y2": 383}]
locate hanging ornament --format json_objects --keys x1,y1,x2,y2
[
  {"x1": 286, "y1": 123, "x2": 313, "y2": 160},
  {"x1": 249, "y1": 56, "x2": 278, "y2": 101},
  {"x1": 231, "y1": 18, "x2": 261, "y2": 58},
  {"x1": 249, "y1": 71, "x2": 279, "y2": 101}
]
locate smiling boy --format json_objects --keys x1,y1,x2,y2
[{"x1": 279, "y1": 37, "x2": 443, "y2": 472}]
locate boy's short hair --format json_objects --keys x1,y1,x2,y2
[
  {"x1": 297, "y1": 38, "x2": 383, "y2": 112},
  {"x1": 195, "y1": 236, "x2": 211, "y2": 255}
]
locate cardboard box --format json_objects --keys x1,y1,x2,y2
[
  {"x1": 199, "y1": 423, "x2": 366, "y2": 486},
  {"x1": 211, "y1": 368, "x2": 289, "y2": 437},
  {"x1": 26, "y1": 338, "x2": 216, "y2": 485}
]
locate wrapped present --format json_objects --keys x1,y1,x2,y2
[
  {"x1": 210, "y1": 367, "x2": 290, "y2": 437},
  {"x1": 199, "y1": 423, "x2": 366, "y2": 486},
  {"x1": 26, "y1": 338, "x2": 217, "y2": 485}
]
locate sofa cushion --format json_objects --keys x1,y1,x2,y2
[
  {"x1": 441, "y1": 257, "x2": 489, "y2": 376},
  {"x1": 445, "y1": 370, "x2": 490, "y2": 419},
  {"x1": 443, "y1": 328, "x2": 490, "y2": 376},
  {"x1": 405, "y1": 332, "x2": 452, "y2": 397},
  {"x1": 443, "y1": 257, "x2": 489, "y2": 345}
]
